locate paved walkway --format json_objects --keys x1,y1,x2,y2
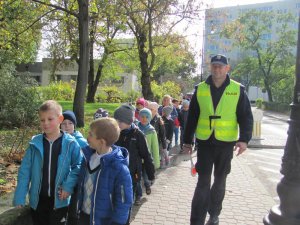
[
  {"x1": 130, "y1": 153, "x2": 275, "y2": 225},
  {"x1": 130, "y1": 109, "x2": 288, "y2": 224}
]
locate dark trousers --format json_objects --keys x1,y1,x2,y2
[
  {"x1": 31, "y1": 196, "x2": 68, "y2": 225},
  {"x1": 190, "y1": 143, "x2": 233, "y2": 225},
  {"x1": 78, "y1": 212, "x2": 90, "y2": 225}
]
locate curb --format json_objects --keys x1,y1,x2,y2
[
  {"x1": 248, "y1": 144, "x2": 285, "y2": 149},
  {"x1": 263, "y1": 112, "x2": 289, "y2": 123}
]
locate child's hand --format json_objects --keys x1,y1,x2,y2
[{"x1": 58, "y1": 187, "x2": 70, "y2": 200}]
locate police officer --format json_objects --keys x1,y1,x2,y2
[{"x1": 183, "y1": 54, "x2": 253, "y2": 225}]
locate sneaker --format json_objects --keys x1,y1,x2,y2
[{"x1": 134, "y1": 197, "x2": 142, "y2": 206}]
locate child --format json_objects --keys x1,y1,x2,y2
[
  {"x1": 76, "y1": 118, "x2": 133, "y2": 225},
  {"x1": 93, "y1": 108, "x2": 109, "y2": 120},
  {"x1": 162, "y1": 106, "x2": 174, "y2": 156},
  {"x1": 147, "y1": 102, "x2": 167, "y2": 168},
  {"x1": 114, "y1": 105, "x2": 155, "y2": 213},
  {"x1": 172, "y1": 99, "x2": 180, "y2": 146},
  {"x1": 61, "y1": 110, "x2": 88, "y2": 148},
  {"x1": 158, "y1": 95, "x2": 178, "y2": 121},
  {"x1": 13, "y1": 100, "x2": 82, "y2": 225},
  {"x1": 136, "y1": 108, "x2": 160, "y2": 199},
  {"x1": 178, "y1": 99, "x2": 190, "y2": 150},
  {"x1": 134, "y1": 97, "x2": 146, "y2": 120},
  {"x1": 138, "y1": 108, "x2": 160, "y2": 169}
]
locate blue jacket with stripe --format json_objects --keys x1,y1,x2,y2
[{"x1": 13, "y1": 133, "x2": 82, "y2": 209}]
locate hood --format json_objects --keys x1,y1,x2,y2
[
  {"x1": 73, "y1": 130, "x2": 84, "y2": 139},
  {"x1": 73, "y1": 130, "x2": 85, "y2": 139},
  {"x1": 82, "y1": 145, "x2": 129, "y2": 168},
  {"x1": 102, "y1": 145, "x2": 129, "y2": 168}
]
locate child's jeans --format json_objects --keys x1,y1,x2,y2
[{"x1": 136, "y1": 167, "x2": 151, "y2": 198}]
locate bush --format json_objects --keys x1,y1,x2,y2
[
  {"x1": 0, "y1": 66, "x2": 40, "y2": 128},
  {"x1": 123, "y1": 90, "x2": 140, "y2": 104},
  {"x1": 255, "y1": 98, "x2": 264, "y2": 109},
  {"x1": 95, "y1": 92, "x2": 107, "y2": 103},
  {"x1": 97, "y1": 86, "x2": 125, "y2": 103},
  {"x1": 36, "y1": 81, "x2": 75, "y2": 101},
  {"x1": 263, "y1": 102, "x2": 290, "y2": 113}
]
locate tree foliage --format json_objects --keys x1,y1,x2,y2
[
  {"x1": 0, "y1": 0, "x2": 47, "y2": 64},
  {"x1": 151, "y1": 80, "x2": 181, "y2": 102},
  {"x1": 222, "y1": 9, "x2": 297, "y2": 102},
  {"x1": 120, "y1": 0, "x2": 201, "y2": 100},
  {"x1": 153, "y1": 35, "x2": 197, "y2": 82}
]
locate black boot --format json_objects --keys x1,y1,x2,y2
[{"x1": 205, "y1": 216, "x2": 219, "y2": 225}]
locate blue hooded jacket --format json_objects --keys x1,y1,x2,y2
[
  {"x1": 72, "y1": 130, "x2": 88, "y2": 148},
  {"x1": 13, "y1": 133, "x2": 82, "y2": 209},
  {"x1": 77, "y1": 145, "x2": 133, "y2": 225}
]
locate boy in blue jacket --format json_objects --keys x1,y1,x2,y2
[
  {"x1": 13, "y1": 100, "x2": 82, "y2": 225},
  {"x1": 76, "y1": 117, "x2": 133, "y2": 225}
]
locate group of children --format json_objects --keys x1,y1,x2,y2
[{"x1": 13, "y1": 95, "x2": 190, "y2": 225}]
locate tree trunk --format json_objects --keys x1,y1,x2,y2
[
  {"x1": 73, "y1": 0, "x2": 89, "y2": 127},
  {"x1": 137, "y1": 33, "x2": 154, "y2": 100},
  {"x1": 86, "y1": 48, "x2": 108, "y2": 103},
  {"x1": 86, "y1": 34, "x2": 95, "y2": 103},
  {"x1": 264, "y1": 78, "x2": 273, "y2": 102}
]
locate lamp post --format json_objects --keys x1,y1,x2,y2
[{"x1": 263, "y1": 16, "x2": 300, "y2": 225}]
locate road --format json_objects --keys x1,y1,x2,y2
[{"x1": 244, "y1": 114, "x2": 288, "y2": 204}]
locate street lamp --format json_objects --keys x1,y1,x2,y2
[{"x1": 263, "y1": 16, "x2": 300, "y2": 225}]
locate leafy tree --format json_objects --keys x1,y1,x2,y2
[
  {"x1": 151, "y1": 80, "x2": 181, "y2": 102},
  {"x1": 153, "y1": 35, "x2": 197, "y2": 82},
  {"x1": 44, "y1": 0, "x2": 130, "y2": 103},
  {"x1": 222, "y1": 9, "x2": 297, "y2": 102},
  {"x1": 32, "y1": 0, "x2": 90, "y2": 127},
  {"x1": 0, "y1": 0, "x2": 46, "y2": 65},
  {"x1": 120, "y1": 0, "x2": 202, "y2": 100}
]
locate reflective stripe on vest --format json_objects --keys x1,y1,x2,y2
[{"x1": 196, "y1": 79, "x2": 240, "y2": 141}]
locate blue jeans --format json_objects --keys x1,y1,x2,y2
[{"x1": 173, "y1": 127, "x2": 179, "y2": 145}]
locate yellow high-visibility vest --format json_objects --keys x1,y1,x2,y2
[{"x1": 196, "y1": 79, "x2": 240, "y2": 141}]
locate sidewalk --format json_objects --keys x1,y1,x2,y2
[
  {"x1": 248, "y1": 109, "x2": 289, "y2": 149},
  {"x1": 130, "y1": 152, "x2": 275, "y2": 225}
]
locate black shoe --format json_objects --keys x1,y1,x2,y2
[{"x1": 205, "y1": 216, "x2": 219, "y2": 225}]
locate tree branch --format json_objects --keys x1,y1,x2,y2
[
  {"x1": 31, "y1": 0, "x2": 78, "y2": 18},
  {"x1": 16, "y1": 8, "x2": 57, "y2": 37}
]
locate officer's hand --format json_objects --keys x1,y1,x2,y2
[{"x1": 234, "y1": 142, "x2": 247, "y2": 156}]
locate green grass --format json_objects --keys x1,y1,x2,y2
[
  {"x1": 59, "y1": 101, "x2": 120, "y2": 117},
  {"x1": 59, "y1": 101, "x2": 122, "y2": 136}
]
